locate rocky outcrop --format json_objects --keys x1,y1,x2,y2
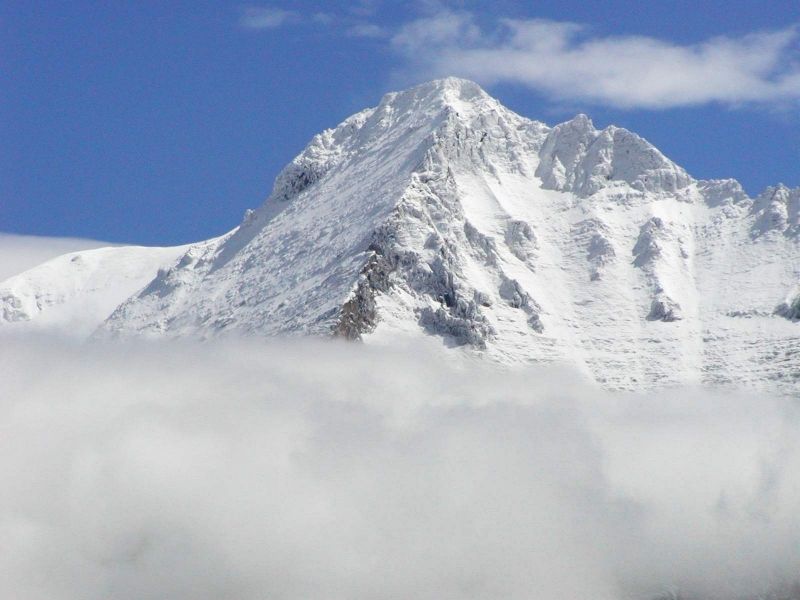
[{"x1": 776, "y1": 291, "x2": 800, "y2": 322}]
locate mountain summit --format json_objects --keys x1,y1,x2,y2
[{"x1": 3, "y1": 78, "x2": 799, "y2": 389}]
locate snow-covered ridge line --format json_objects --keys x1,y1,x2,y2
[
  {"x1": 0, "y1": 243, "x2": 191, "y2": 336},
  {"x1": 3, "y1": 77, "x2": 798, "y2": 391}
]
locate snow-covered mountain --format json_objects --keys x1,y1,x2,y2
[{"x1": 2, "y1": 78, "x2": 798, "y2": 390}]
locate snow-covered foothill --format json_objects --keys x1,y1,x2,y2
[{"x1": 0, "y1": 244, "x2": 189, "y2": 336}]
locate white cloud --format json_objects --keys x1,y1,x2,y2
[
  {"x1": 237, "y1": 7, "x2": 337, "y2": 31},
  {"x1": 349, "y1": 0, "x2": 382, "y2": 17},
  {"x1": 392, "y1": 12, "x2": 800, "y2": 109},
  {"x1": 0, "y1": 336, "x2": 798, "y2": 599},
  {"x1": 392, "y1": 10, "x2": 481, "y2": 50},
  {"x1": 239, "y1": 6, "x2": 298, "y2": 30},
  {"x1": 311, "y1": 12, "x2": 335, "y2": 25},
  {"x1": 346, "y1": 23, "x2": 387, "y2": 39}
]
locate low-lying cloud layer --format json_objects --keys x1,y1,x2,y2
[{"x1": 1, "y1": 337, "x2": 798, "y2": 599}]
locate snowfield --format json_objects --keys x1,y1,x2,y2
[{"x1": 2, "y1": 78, "x2": 798, "y2": 390}]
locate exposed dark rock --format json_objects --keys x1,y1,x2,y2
[
  {"x1": 775, "y1": 294, "x2": 800, "y2": 322},
  {"x1": 648, "y1": 296, "x2": 682, "y2": 322}
]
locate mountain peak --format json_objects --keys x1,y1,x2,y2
[
  {"x1": 396, "y1": 77, "x2": 489, "y2": 101},
  {"x1": 562, "y1": 113, "x2": 595, "y2": 132},
  {"x1": 535, "y1": 112, "x2": 692, "y2": 197},
  {"x1": 376, "y1": 77, "x2": 495, "y2": 119}
]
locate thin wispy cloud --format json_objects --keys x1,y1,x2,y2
[
  {"x1": 239, "y1": 6, "x2": 298, "y2": 30},
  {"x1": 312, "y1": 12, "x2": 335, "y2": 25},
  {"x1": 349, "y1": 0, "x2": 382, "y2": 17},
  {"x1": 391, "y1": 10, "x2": 800, "y2": 110},
  {"x1": 238, "y1": 6, "x2": 338, "y2": 31},
  {"x1": 347, "y1": 23, "x2": 387, "y2": 39}
]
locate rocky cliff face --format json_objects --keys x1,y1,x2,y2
[{"x1": 4, "y1": 78, "x2": 798, "y2": 391}]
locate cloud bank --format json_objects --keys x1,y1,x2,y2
[
  {"x1": 1, "y1": 337, "x2": 798, "y2": 599},
  {"x1": 391, "y1": 11, "x2": 800, "y2": 109}
]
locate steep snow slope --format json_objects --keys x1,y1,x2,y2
[
  {"x1": 11, "y1": 78, "x2": 798, "y2": 390},
  {"x1": 0, "y1": 244, "x2": 189, "y2": 336}
]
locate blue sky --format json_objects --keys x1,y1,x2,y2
[{"x1": 2, "y1": 0, "x2": 799, "y2": 245}]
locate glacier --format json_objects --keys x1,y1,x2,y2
[{"x1": 2, "y1": 78, "x2": 798, "y2": 390}]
